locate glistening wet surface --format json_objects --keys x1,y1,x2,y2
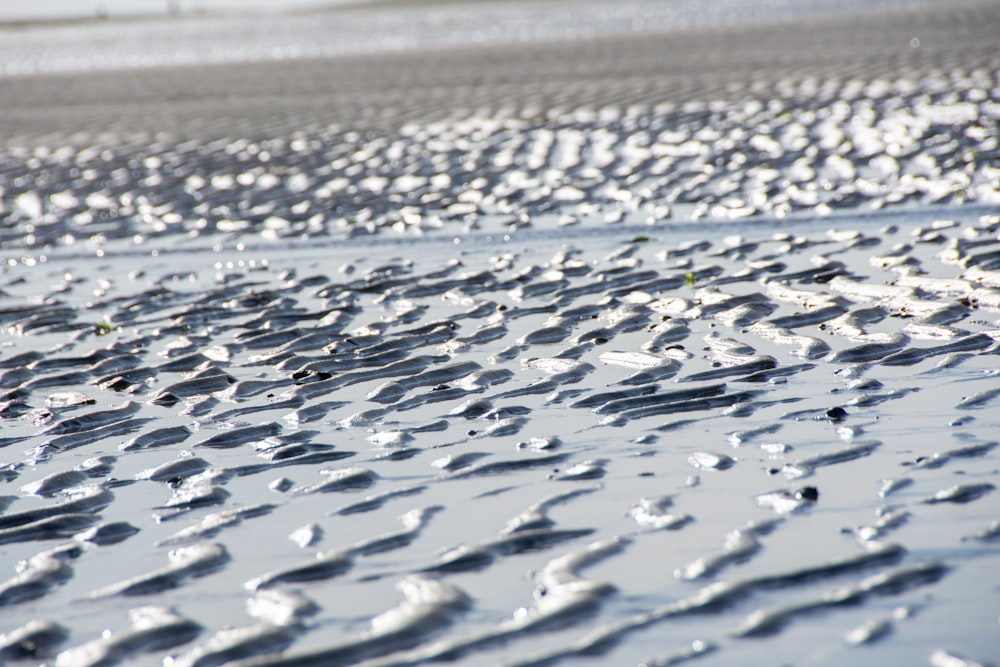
[{"x1": 1, "y1": 1, "x2": 999, "y2": 666}]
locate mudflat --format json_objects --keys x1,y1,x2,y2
[{"x1": 1, "y1": 1, "x2": 999, "y2": 666}]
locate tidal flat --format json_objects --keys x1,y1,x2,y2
[{"x1": 1, "y1": 1, "x2": 999, "y2": 665}]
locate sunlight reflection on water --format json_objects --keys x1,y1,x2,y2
[{"x1": 0, "y1": 0, "x2": 362, "y2": 22}]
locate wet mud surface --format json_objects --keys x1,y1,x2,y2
[{"x1": 2, "y1": 1, "x2": 999, "y2": 665}]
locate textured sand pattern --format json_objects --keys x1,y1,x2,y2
[
  {"x1": 3, "y1": 213, "x2": 1000, "y2": 665},
  {"x1": 3, "y1": 3, "x2": 1000, "y2": 249},
  {"x1": 1, "y1": 2, "x2": 999, "y2": 666}
]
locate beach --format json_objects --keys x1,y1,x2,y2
[{"x1": 1, "y1": 1, "x2": 999, "y2": 665}]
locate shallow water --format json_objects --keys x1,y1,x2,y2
[
  {"x1": 0, "y1": 0, "x2": 974, "y2": 77},
  {"x1": 2, "y1": 1, "x2": 1000, "y2": 666},
  {"x1": 3, "y1": 207, "x2": 999, "y2": 666}
]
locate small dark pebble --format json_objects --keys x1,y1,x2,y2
[
  {"x1": 796, "y1": 486, "x2": 819, "y2": 501},
  {"x1": 826, "y1": 407, "x2": 849, "y2": 422}
]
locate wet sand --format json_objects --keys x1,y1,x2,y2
[
  {"x1": 2, "y1": 1, "x2": 1000, "y2": 666},
  {"x1": 3, "y1": 0, "x2": 1000, "y2": 140}
]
